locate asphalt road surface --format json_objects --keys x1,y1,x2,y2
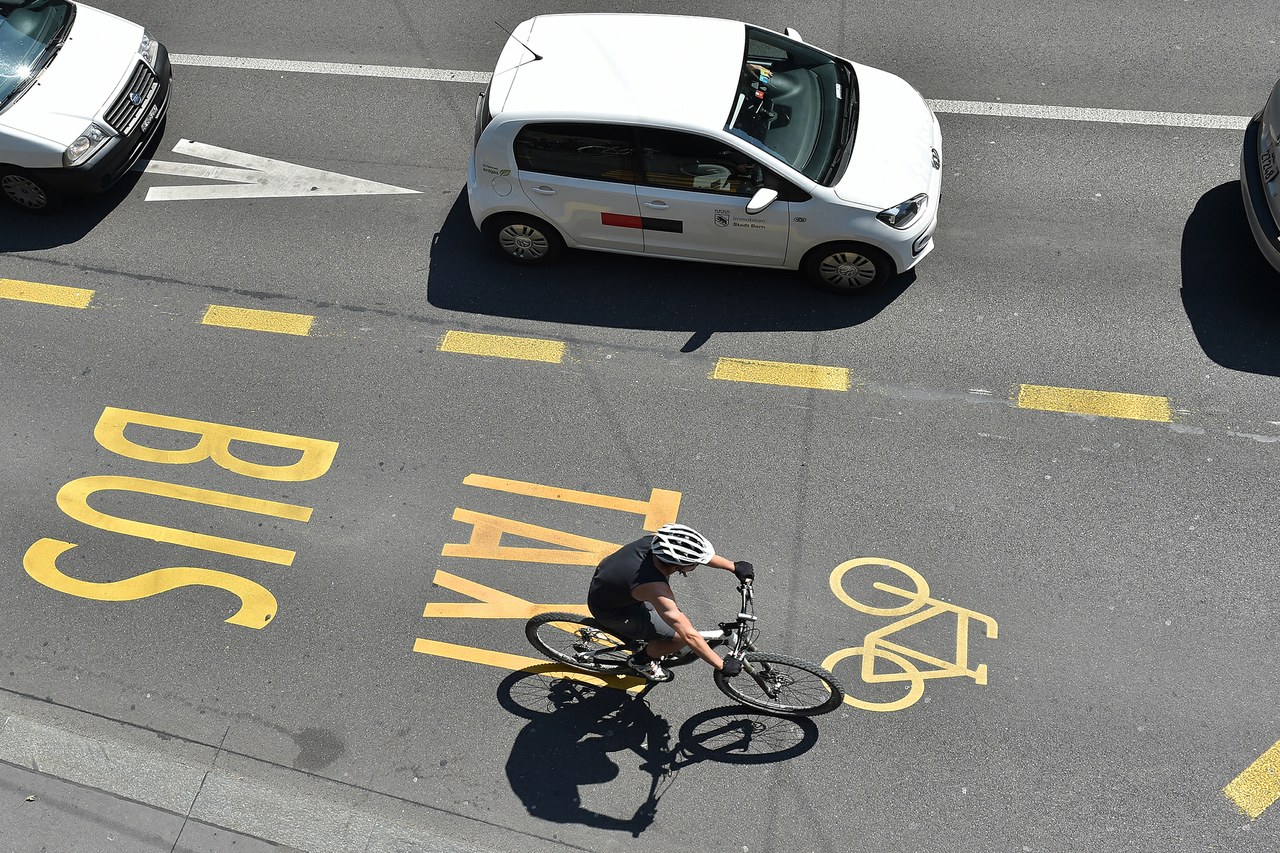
[{"x1": 1, "y1": 2, "x2": 1278, "y2": 851}]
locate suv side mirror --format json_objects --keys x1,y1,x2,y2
[{"x1": 746, "y1": 187, "x2": 779, "y2": 215}]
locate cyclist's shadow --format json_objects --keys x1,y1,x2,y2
[{"x1": 497, "y1": 668, "x2": 820, "y2": 836}]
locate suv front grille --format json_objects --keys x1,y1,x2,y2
[{"x1": 104, "y1": 62, "x2": 159, "y2": 136}]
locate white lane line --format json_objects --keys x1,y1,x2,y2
[
  {"x1": 170, "y1": 54, "x2": 1252, "y2": 130},
  {"x1": 929, "y1": 98, "x2": 1249, "y2": 130},
  {"x1": 170, "y1": 54, "x2": 490, "y2": 83}
]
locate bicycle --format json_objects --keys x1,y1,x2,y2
[{"x1": 524, "y1": 582, "x2": 846, "y2": 717}]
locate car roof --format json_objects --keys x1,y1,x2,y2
[{"x1": 490, "y1": 14, "x2": 746, "y2": 134}]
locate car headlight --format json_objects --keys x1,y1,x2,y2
[
  {"x1": 138, "y1": 31, "x2": 159, "y2": 65},
  {"x1": 64, "y1": 123, "x2": 111, "y2": 166},
  {"x1": 877, "y1": 193, "x2": 928, "y2": 229}
]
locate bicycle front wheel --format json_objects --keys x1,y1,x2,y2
[
  {"x1": 714, "y1": 653, "x2": 845, "y2": 717},
  {"x1": 525, "y1": 612, "x2": 631, "y2": 674}
]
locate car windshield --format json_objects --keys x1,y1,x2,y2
[
  {"x1": 0, "y1": 0, "x2": 74, "y2": 111},
  {"x1": 726, "y1": 26, "x2": 854, "y2": 184}
]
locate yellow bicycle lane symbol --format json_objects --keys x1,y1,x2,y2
[{"x1": 821, "y1": 557, "x2": 998, "y2": 712}]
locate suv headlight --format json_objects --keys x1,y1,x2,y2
[
  {"x1": 64, "y1": 123, "x2": 111, "y2": 166},
  {"x1": 877, "y1": 193, "x2": 928, "y2": 229},
  {"x1": 138, "y1": 31, "x2": 159, "y2": 65}
]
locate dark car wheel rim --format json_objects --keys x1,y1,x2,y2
[
  {"x1": 817, "y1": 251, "x2": 877, "y2": 289},
  {"x1": 2, "y1": 174, "x2": 48, "y2": 209},
  {"x1": 497, "y1": 223, "x2": 551, "y2": 260}
]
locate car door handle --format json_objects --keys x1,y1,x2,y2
[
  {"x1": 531, "y1": 186, "x2": 557, "y2": 195},
  {"x1": 643, "y1": 201, "x2": 670, "y2": 209}
]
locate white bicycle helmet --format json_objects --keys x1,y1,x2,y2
[{"x1": 650, "y1": 523, "x2": 716, "y2": 567}]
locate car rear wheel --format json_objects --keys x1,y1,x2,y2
[
  {"x1": 484, "y1": 213, "x2": 564, "y2": 265},
  {"x1": 0, "y1": 168, "x2": 59, "y2": 213},
  {"x1": 802, "y1": 242, "x2": 892, "y2": 292}
]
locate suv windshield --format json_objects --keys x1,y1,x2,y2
[
  {"x1": 0, "y1": 0, "x2": 74, "y2": 112},
  {"x1": 726, "y1": 26, "x2": 855, "y2": 184}
]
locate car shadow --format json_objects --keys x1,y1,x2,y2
[
  {"x1": 497, "y1": 669, "x2": 819, "y2": 836},
  {"x1": 426, "y1": 190, "x2": 912, "y2": 333},
  {"x1": 1180, "y1": 180, "x2": 1280, "y2": 376},
  {"x1": 0, "y1": 119, "x2": 163, "y2": 252}
]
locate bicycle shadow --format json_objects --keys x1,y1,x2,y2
[{"x1": 497, "y1": 670, "x2": 818, "y2": 836}]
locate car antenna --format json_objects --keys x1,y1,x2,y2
[{"x1": 494, "y1": 21, "x2": 542, "y2": 61}]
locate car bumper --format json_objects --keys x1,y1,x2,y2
[
  {"x1": 1240, "y1": 113, "x2": 1280, "y2": 274},
  {"x1": 33, "y1": 44, "x2": 172, "y2": 196}
]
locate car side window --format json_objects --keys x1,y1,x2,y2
[
  {"x1": 637, "y1": 129, "x2": 765, "y2": 197},
  {"x1": 512, "y1": 123, "x2": 636, "y2": 183}
]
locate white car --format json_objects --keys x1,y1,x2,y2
[
  {"x1": 0, "y1": 0, "x2": 171, "y2": 212},
  {"x1": 469, "y1": 14, "x2": 941, "y2": 292},
  {"x1": 1241, "y1": 77, "x2": 1280, "y2": 274}
]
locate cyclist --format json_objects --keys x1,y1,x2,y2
[{"x1": 587, "y1": 523, "x2": 755, "y2": 681}]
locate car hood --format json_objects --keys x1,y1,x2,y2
[
  {"x1": 833, "y1": 63, "x2": 937, "y2": 209},
  {"x1": 0, "y1": 4, "x2": 142, "y2": 147}
]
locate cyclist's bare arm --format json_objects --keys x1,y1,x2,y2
[
  {"x1": 632, "y1": 582, "x2": 726, "y2": 670},
  {"x1": 706, "y1": 554, "x2": 737, "y2": 573}
]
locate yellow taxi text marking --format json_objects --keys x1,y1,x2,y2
[
  {"x1": 822, "y1": 557, "x2": 998, "y2": 712},
  {"x1": 414, "y1": 475, "x2": 681, "y2": 687},
  {"x1": 711, "y1": 357, "x2": 850, "y2": 392},
  {"x1": 1016, "y1": 384, "x2": 1171, "y2": 422},
  {"x1": 439, "y1": 330, "x2": 565, "y2": 363},
  {"x1": 1224, "y1": 740, "x2": 1280, "y2": 819},
  {"x1": 0, "y1": 278, "x2": 94, "y2": 309},
  {"x1": 23, "y1": 407, "x2": 338, "y2": 628},
  {"x1": 202, "y1": 305, "x2": 315, "y2": 336}
]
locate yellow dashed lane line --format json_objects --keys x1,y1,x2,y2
[
  {"x1": 438, "y1": 330, "x2": 565, "y2": 363},
  {"x1": 202, "y1": 305, "x2": 314, "y2": 336},
  {"x1": 1225, "y1": 740, "x2": 1280, "y2": 819},
  {"x1": 0, "y1": 278, "x2": 94, "y2": 309},
  {"x1": 1016, "y1": 383, "x2": 1171, "y2": 422},
  {"x1": 711, "y1": 357, "x2": 850, "y2": 391}
]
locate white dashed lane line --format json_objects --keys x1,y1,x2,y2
[{"x1": 170, "y1": 55, "x2": 1251, "y2": 130}]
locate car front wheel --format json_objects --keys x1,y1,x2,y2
[
  {"x1": 0, "y1": 168, "x2": 59, "y2": 213},
  {"x1": 802, "y1": 242, "x2": 893, "y2": 292},
  {"x1": 484, "y1": 214, "x2": 564, "y2": 265}
]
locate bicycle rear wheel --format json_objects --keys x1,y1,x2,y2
[
  {"x1": 525, "y1": 612, "x2": 632, "y2": 674},
  {"x1": 713, "y1": 653, "x2": 845, "y2": 716}
]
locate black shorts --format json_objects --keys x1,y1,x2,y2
[{"x1": 590, "y1": 602, "x2": 676, "y2": 644}]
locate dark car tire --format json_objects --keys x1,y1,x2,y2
[
  {"x1": 0, "y1": 168, "x2": 60, "y2": 213},
  {"x1": 483, "y1": 213, "x2": 564, "y2": 265},
  {"x1": 801, "y1": 242, "x2": 893, "y2": 293}
]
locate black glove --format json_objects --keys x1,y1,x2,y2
[
  {"x1": 721, "y1": 655, "x2": 742, "y2": 677},
  {"x1": 732, "y1": 561, "x2": 755, "y2": 583}
]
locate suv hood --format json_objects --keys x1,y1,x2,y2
[
  {"x1": 0, "y1": 4, "x2": 142, "y2": 147},
  {"x1": 833, "y1": 63, "x2": 937, "y2": 209}
]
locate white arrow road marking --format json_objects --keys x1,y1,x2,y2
[{"x1": 139, "y1": 139, "x2": 421, "y2": 201}]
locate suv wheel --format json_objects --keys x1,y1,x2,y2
[
  {"x1": 484, "y1": 214, "x2": 564, "y2": 265},
  {"x1": 0, "y1": 168, "x2": 58, "y2": 213}
]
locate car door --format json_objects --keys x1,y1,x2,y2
[
  {"x1": 635, "y1": 128, "x2": 790, "y2": 266},
  {"x1": 513, "y1": 123, "x2": 644, "y2": 253}
]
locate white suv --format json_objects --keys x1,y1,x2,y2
[
  {"x1": 0, "y1": 0, "x2": 171, "y2": 212},
  {"x1": 469, "y1": 14, "x2": 941, "y2": 292}
]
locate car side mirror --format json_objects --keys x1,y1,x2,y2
[
  {"x1": 784, "y1": 27, "x2": 804, "y2": 42},
  {"x1": 746, "y1": 187, "x2": 779, "y2": 215}
]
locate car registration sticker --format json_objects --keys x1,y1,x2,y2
[{"x1": 1263, "y1": 144, "x2": 1279, "y2": 183}]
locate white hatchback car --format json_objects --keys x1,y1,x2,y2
[{"x1": 469, "y1": 14, "x2": 941, "y2": 292}]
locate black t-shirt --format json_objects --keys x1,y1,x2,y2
[{"x1": 588, "y1": 536, "x2": 666, "y2": 614}]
